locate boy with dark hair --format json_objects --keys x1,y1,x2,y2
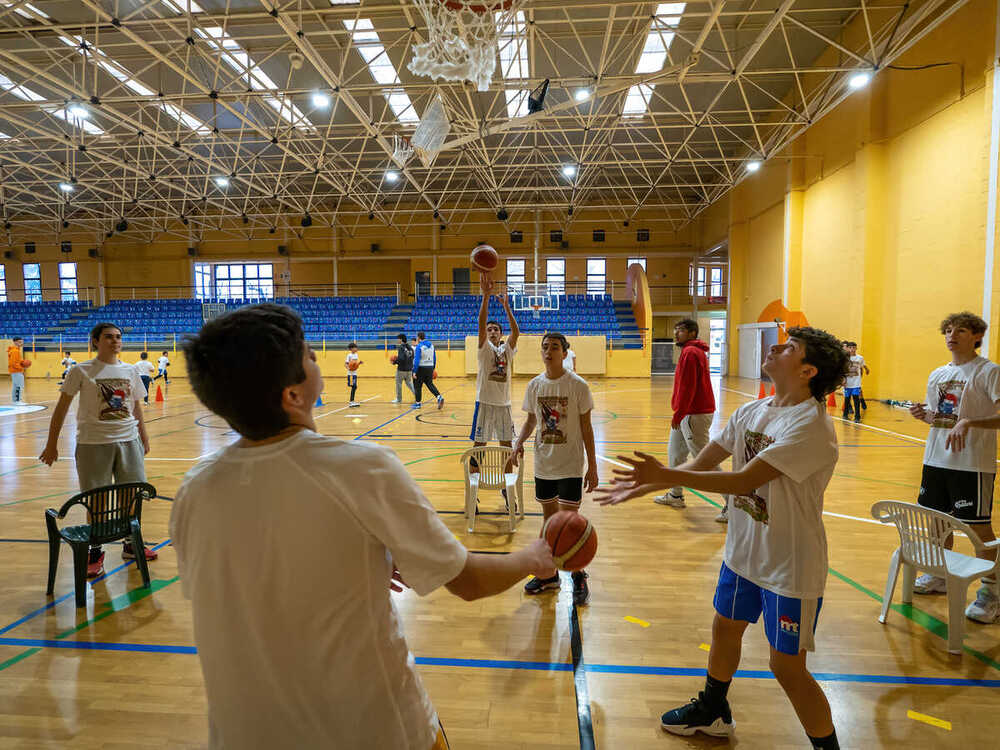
[
  {"x1": 471, "y1": 273, "x2": 520, "y2": 454},
  {"x1": 413, "y1": 331, "x2": 444, "y2": 409},
  {"x1": 59, "y1": 351, "x2": 77, "y2": 386},
  {"x1": 909, "y1": 311, "x2": 1000, "y2": 622},
  {"x1": 392, "y1": 333, "x2": 416, "y2": 404},
  {"x1": 841, "y1": 341, "x2": 869, "y2": 422},
  {"x1": 654, "y1": 318, "x2": 718, "y2": 518},
  {"x1": 596, "y1": 326, "x2": 848, "y2": 749},
  {"x1": 345, "y1": 342, "x2": 362, "y2": 407},
  {"x1": 7, "y1": 335, "x2": 26, "y2": 403},
  {"x1": 39, "y1": 322, "x2": 154, "y2": 577},
  {"x1": 135, "y1": 351, "x2": 154, "y2": 404},
  {"x1": 511, "y1": 331, "x2": 599, "y2": 606},
  {"x1": 153, "y1": 350, "x2": 170, "y2": 383},
  {"x1": 172, "y1": 304, "x2": 554, "y2": 749}
]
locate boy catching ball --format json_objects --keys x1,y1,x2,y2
[
  {"x1": 172, "y1": 304, "x2": 555, "y2": 749},
  {"x1": 596, "y1": 326, "x2": 848, "y2": 749}
]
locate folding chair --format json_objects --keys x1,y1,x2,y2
[
  {"x1": 459, "y1": 447, "x2": 524, "y2": 533},
  {"x1": 871, "y1": 500, "x2": 1000, "y2": 654}
]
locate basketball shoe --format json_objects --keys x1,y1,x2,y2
[
  {"x1": 913, "y1": 573, "x2": 947, "y2": 594},
  {"x1": 966, "y1": 585, "x2": 999, "y2": 623},
  {"x1": 524, "y1": 574, "x2": 560, "y2": 594},
  {"x1": 122, "y1": 543, "x2": 158, "y2": 561},
  {"x1": 660, "y1": 692, "x2": 734, "y2": 737},
  {"x1": 572, "y1": 571, "x2": 589, "y2": 606},
  {"x1": 86, "y1": 549, "x2": 105, "y2": 578},
  {"x1": 653, "y1": 492, "x2": 685, "y2": 508},
  {"x1": 715, "y1": 506, "x2": 729, "y2": 523}
]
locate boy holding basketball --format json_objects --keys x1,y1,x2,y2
[
  {"x1": 510, "y1": 332, "x2": 599, "y2": 606},
  {"x1": 173, "y1": 304, "x2": 555, "y2": 749},
  {"x1": 596, "y1": 327, "x2": 847, "y2": 749},
  {"x1": 471, "y1": 273, "x2": 520, "y2": 456},
  {"x1": 345, "y1": 342, "x2": 362, "y2": 407},
  {"x1": 7, "y1": 335, "x2": 27, "y2": 403}
]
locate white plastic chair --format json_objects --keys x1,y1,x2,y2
[
  {"x1": 871, "y1": 500, "x2": 1000, "y2": 654},
  {"x1": 459, "y1": 447, "x2": 524, "y2": 533}
]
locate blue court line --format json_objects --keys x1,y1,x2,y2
[
  {"x1": 0, "y1": 638, "x2": 996, "y2": 688},
  {"x1": 0, "y1": 539, "x2": 172, "y2": 636},
  {"x1": 354, "y1": 406, "x2": 422, "y2": 440}
]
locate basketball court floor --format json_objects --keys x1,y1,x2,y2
[{"x1": 0, "y1": 374, "x2": 996, "y2": 748}]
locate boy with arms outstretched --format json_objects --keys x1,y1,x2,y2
[
  {"x1": 510, "y1": 332, "x2": 599, "y2": 606},
  {"x1": 470, "y1": 273, "x2": 520, "y2": 457},
  {"x1": 596, "y1": 327, "x2": 848, "y2": 749},
  {"x1": 172, "y1": 304, "x2": 555, "y2": 749}
]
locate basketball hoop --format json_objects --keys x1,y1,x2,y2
[
  {"x1": 531, "y1": 303, "x2": 541, "y2": 320},
  {"x1": 408, "y1": 0, "x2": 526, "y2": 92}
]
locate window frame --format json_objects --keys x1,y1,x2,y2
[
  {"x1": 586, "y1": 257, "x2": 606, "y2": 295},
  {"x1": 23, "y1": 262, "x2": 41, "y2": 302},
  {"x1": 546, "y1": 257, "x2": 565, "y2": 295},
  {"x1": 0, "y1": 264, "x2": 6, "y2": 302},
  {"x1": 506, "y1": 258, "x2": 525, "y2": 294}
]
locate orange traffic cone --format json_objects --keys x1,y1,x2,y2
[
  {"x1": 769, "y1": 384, "x2": 775, "y2": 396},
  {"x1": 826, "y1": 392, "x2": 837, "y2": 408},
  {"x1": 757, "y1": 382, "x2": 766, "y2": 399},
  {"x1": 155, "y1": 385, "x2": 164, "y2": 403}
]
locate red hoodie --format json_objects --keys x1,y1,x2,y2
[{"x1": 671, "y1": 339, "x2": 715, "y2": 427}]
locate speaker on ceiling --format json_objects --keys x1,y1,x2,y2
[
  {"x1": 370, "y1": 243, "x2": 380, "y2": 253},
  {"x1": 187, "y1": 247, "x2": 198, "y2": 257},
  {"x1": 24, "y1": 241, "x2": 35, "y2": 254},
  {"x1": 60, "y1": 240, "x2": 72, "y2": 254},
  {"x1": 88, "y1": 248, "x2": 100, "y2": 258},
  {"x1": 3, "y1": 250, "x2": 12, "y2": 259},
  {"x1": 277, "y1": 245, "x2": 289, "y2": 256}
]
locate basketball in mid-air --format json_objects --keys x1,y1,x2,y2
[
  {"x1": 470, "y1": 244, "x2": 499, "y2": 273},
  {"x1": 21, "y1": 360, "x2": 31, "y2": 369},
  {"x1": 542, "y1": 511, "x2": 597, "y2": 571}
]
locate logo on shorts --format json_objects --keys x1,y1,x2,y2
[
  {"x1": 954, "y1": 498, "x2": 974, "y2": 509},
  {"x1": 779, "y1": 615, "x2": 799, "y2": 634}
]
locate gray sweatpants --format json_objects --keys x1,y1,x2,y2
[
  {"x1": 75, "y1": 438, "x2": 146, "y2": 492},
  {"x1": 668, "y1": 413, "x2": 714, "y2": 496},
  {"x1": 395, "y1": 370, "x2": 415, "y2": 401},
  {"x1": 10, "y1": 372, "x2": 24, "y2": 403}
]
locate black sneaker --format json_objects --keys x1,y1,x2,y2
[
  {"x1": 660, "y1": 692, "x2": 734, "y2": 737},
  {"x1": 524, "y1": 574, "x2": 560, "y2": 594},
  {"x1": 572, "y1": 570, "x2": 589, "y2": 606}
]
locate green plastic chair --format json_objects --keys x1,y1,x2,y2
[{"x1": 45, "y1": 482, "x2": 157, "y2": 607}]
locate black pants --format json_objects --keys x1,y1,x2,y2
[
  {"x1": 414, "y1": 366, "x2": 441, "y2": 401},
  {"x1": 843, "y1": 393, "x2": 861, "y2": 419},
  {"x1": 140, "y1": 375, "x2": 152, "y2": 403}
]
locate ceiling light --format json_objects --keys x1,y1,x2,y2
[
  {"x1": 562, "y1": 164, "x2": 577, "y2": 178},
  {"x1": 58, "y1": 182, "x2": 74, "y2": 192},
  {"x1": 312, "y1": 92, "x2": 331, "y2": 108},
  {"x1": 385, "y1": 170, "x2": 400, "y2": 183},
  {"x1": 66, "y1": 104, "x2": 89, "y2": 119},
  {"x1": 574, "y1": 88, "x2": 591, "y2": 102},
  {"x1": 849, "y1": 72, "x2": 871, "y2": 90},
  {"x1": 214, "y1": 176, "x2": 230, "y2": 188},
  {"x1": 746, "y1": 160, "x2": 761, "y2": 173}
]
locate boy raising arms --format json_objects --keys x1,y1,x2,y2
[
  {"x1": 909, "y1": 312, "x2": 1000, "y2": 622},
  {"x1": 510, "y1": 332, "x2": 599, "y2": 606},
  {"x1": 596, "y1": 327, "x2": 848, "y2": 749},
  {"x1": 470, "y1": 273, "x2": 520, "y2": 456},
  {"x1": 172, "y1": 304, "x2": 554, "y2": 749},
  {"x1": 345, "y1": 342, "x2": 362, "y2": 407}
]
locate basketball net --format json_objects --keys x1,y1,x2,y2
[
  {"x1": 391, "y1": 134, "x2": 414, "y2": 167},
  {"x1": 408, "y1": 0, "x2": 526, "y2": 91}
]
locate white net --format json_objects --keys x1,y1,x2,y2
[
  {"x1": 391, "y1": 134, "x2": 414, "y2": 167},
  {"x1": 410, "y1": 94, "x2": 450, "y2": 167},
  {"x1": 408, "y1": 0, "x2": 526, "y2": 92}
]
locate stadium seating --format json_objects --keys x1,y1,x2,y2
[{"x1": 0, "y1": 300, "x2": 91, "y2": 338}]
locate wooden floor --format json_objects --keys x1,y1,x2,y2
[{"x1": 1, "y1": 374, "x2": 998, "y2": 748}]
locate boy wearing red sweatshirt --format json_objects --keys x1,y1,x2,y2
[{"x1": 655, "y1": 319, "x2": 719, "y2": 517}]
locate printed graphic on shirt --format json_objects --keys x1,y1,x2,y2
[
  {"x1": 538, "y1": 396, "x2": 568, "y2": 444},
  {"x1": 932, "y1": 379, "x2": 965, "y2": 428},
  {"x1": 847, "y1": 360, "x2": 861, "y2": 378},
  {"x1": 488, "y1": 348, "x2": 509, "y2": 382},
  {"x1": 733, "y1": 429, "x2": 775, "y2": 524},
  {"x1": 97, "y1": 378, "x2": 133, "y2": 421}
]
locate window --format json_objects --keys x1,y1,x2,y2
[
  {"x1": 0, "y1": 265, "x2": 6, "y2": 302},
  {"x1": 689, "y1": 265, "x2": 706, "y2": 296},
  {"x1": 195, "y1": 263, "x2": 212, "y2": 300},
  {"x1": 546, "y1": 258, "x2": 565, "y2": 295},
  {"x1": 587, "y1": 258, "x2": 606, "y2": 295},
  {"x1": 637, "y1": 228, "x2": 650, "y2": 242},
  {"x1": 510, "y1": 230, "x2": 523, "y2": 243},
  {"x1": 592, "y1": 229, "x2": 605, "y2": 242},
  {"x1": 710, "y1": 267, "x2": 724, "y2": 297},
  {"x1": 549, "y1": 229, "x2": 562, "y2": 243},
  {"x1": 343, "y1": 19, "x2": 418, "y2": 124},
  {"x1": 627, "y1": 257, "x2": 647, "y2": 271},
  {"x1": 59, "y1": 262, "x2": 78, "y2": 301},
  {"x1": 23, "y1": 263, "x2": 41, "y2": 302},
  {"x1": 206, "y1": 263, "x2": 274, "y2": 301},
  {"x1": 708, "y1": 318, "x2": 726, "y2": 373},
  {"x1": 497, "y1": 11, "x2": 530, "y2": 118},
  {"x1": 506, "y1": 258, "x2": 525, "y2": 293}
]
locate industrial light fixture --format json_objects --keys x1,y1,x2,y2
[
  {"x1": 574, "y1": 88, "x2": 591, "y2": 102},
  {"x1": 849, "y1": 71, "x2": 872, "y2": 90},
  {"x1": 214, "y1": 176, "x2": 230, "y2": 188},
  {"x1": 562, "y1": 164, "x2": 577, "y2": 178},
  {"x1": 301, "y1": 213, "x2": 313, "y2": 227},
  {"x1": 385, "y1": 170, "x2": 400, "y2": 183},
  {"x1": 312, "y1": 92, "x2": 331, "y2": 108},
  {"x1": 58, "y1": 182, "x2": 74, "y2": 192},
  {"x1": 746, "y1": 160, "x2": 762, "y2": 173}
]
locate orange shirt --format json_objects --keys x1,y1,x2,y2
[{"x1": 7, "y1": 345, "x2": 24, "y2": 374}]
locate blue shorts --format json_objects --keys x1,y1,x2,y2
[
  {"x1": 346, "y1": 373, "x2": 358, "y2": 386},
  {"x1": 844, "y1": 387, "x2": 861, "y2": 396},
  {"x1": 713, "y1": 562, "x2": 822, "y2": 654}
]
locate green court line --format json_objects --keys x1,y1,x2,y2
[
  {"x1": 686, "y1": 489, "x2": 1000, "y2": 672},
  {"x1": 0, "y1": 462, "x2": 45, "y2": 478},
  {"x1": 1, "y1": 474, "x2": 167, "y2": 508},
  {"x1": 0, "y1": 646, "x2": 41, "y2": 671}
]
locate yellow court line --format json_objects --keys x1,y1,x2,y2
[
  {"x1": 907, "y1": 710, "x2": 951, "y2": 730},
  {"x1": 623, "y1": 615, "x2": 650, "y2": 628}
]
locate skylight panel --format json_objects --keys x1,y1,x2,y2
[
  {"x1": 161, "y1": 0, "x2": 204, "y2": 13},
  {"x1": 497, "y1": 10, "x2": 529, "y2": 118},
  {"x1": 0, "y1": 72, "x2": 44, "y2": 102},
  {"x1": 343, "y1": 18, "x2": 418, "y2": 125},
  {"x1": 1, "y1": 1, "x2": 50, "y2": 20},
  {"x1": 50, "y1": 108, "x2": 105, "y2": 135},
  {"x1": 623, "y1": 3, "x2": 685, "y2": 117}
]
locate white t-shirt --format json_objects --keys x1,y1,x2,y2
[
  {"x1": 345, "y1": 351, "x2": 360, "y2": 372},
  {"x1": 170, "y1": 430, "x2": 468, "y2": 750},
  {"x1": 564, "y1": 349, "x2": 576, "y2": 372},
  {"x1": 61, "y1": 357, "x2": 77, "y2": 370},
  {"x1": 157, "y1": 356, "x2": 169, "y2": 370},
  {"x1": 923, "y1": 356, "x2": 1000, "y2": 473},
  {"x1": 522, "y1": 370, "x2": 594, "y2": 479},
  {"x1": 476, "y1": 341, "x2": 516, "y2": 406},
  {"x1": 714, "y1": 397, "x2": 838, "y2": 599},
  {"x1": 845, "y1": 355, "x2": 865, "y2": 389},
  {"x1": 135, "y1": 360, "x2": 155, "y2": 378},
  {"x1": 61, "y1": 359, "x2": 145, "y2": 444}
]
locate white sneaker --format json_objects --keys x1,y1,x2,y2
[
  {"x1": 390, "y1": 398, "x2": 400, "y2": 404},
  {"x1": 437, "y1": 395, "x2": 444, "y2": 410},
  {"x1": 715, "y1": 506, "x2": 729, "y2": 523},
  {"x1": 966, "y1": 585, "x2": 1000, "y2": 623},
  {"x1": 913, "y1": 573, "x2": 947, "y2": 594},
  {"x1": 349, "y1": 401, "x2": 360, "y2": 408},
  {"x1": 654, "y1": 492, "x2": 685, "y2": 508}
]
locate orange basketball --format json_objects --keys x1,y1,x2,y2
[
  {"x1": 390, "y1": 354, "x2": 398, "y2": 364},
  {"x1": 470, "y1": 243, "x2": 499, "y2": 272},
  {"x1": 541, "y1": 511, "x2": 597, "y2": 572},
  {"x1": 348, "y1": 359, "x2": 360, "y2": 371},
  {"x1": 20, "y1": 360, "x2": 31, "y2": 369}
]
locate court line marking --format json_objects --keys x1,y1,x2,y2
[
  {"x1": 906, "y1": 709, "x2": 952, "y2": 730},
  {"x1": 315, "y1": 394, "x2": 379, "y2": 420},
  {"x1": 0, "y1": 637, "x2": 996, "y2": 688}
]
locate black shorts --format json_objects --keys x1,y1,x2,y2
[
  {"x1": 534, "y1": 477, "x2": 583, "y2": 504},
  {"x1": 918, "y1": 465, "x2": 995, "y2": 523}
]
